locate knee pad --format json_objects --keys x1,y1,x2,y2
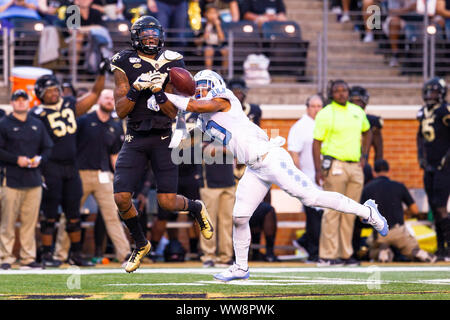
[
  {"x1": 66, "y1": 220, "x2": 81, "y2": 233},
  {"x1": 40, "y1": 220, "x2": 56, "y2": 235}
]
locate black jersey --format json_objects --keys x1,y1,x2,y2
[
  {"x1": 417, "y1": 103, "x2": 450, "y2": 167},
  {"x1": 242, "y1": 102, "x2": 262, "y2": 126},
  {"x1": 30, "y1": 96, "x2": 78, "y2": 164},
  {"x1": 367, "y1": 114, "x2": 383, "y2": 130},
  {"x1": 110, "y1": 48, "x2": 186, "y2": 132}
]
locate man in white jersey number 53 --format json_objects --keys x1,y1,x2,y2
[{"x1": 146, "y1": 69, "x2": 389, "y2": 281}]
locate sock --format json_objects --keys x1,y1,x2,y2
[
  {"x1": 124, "y1": 216, "x2": 148, "y2": 248},
  {"x1": 42, "y1": 245, "x2": 52, "y2": 254},
  {"x1": 187, "y1": 199, "x2": 202, "y2": 214},
  {"x1": 189, "y1": 238, "x2": 198, "y2": 253},
  {"x1": 70, "y1": 241, "x2": 82, "y2": 254},
  {"x1": 265, "y1": 236, "x2": 275, "y2": 257},
  {"x1": 233, "y1": 217, "x2": 251, "y2": 270}
]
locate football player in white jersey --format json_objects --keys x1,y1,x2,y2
[{"x1": 146, "y1": 69, "x2": 388, "y2": 281}]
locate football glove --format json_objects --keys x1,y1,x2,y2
[
  {"x1": 133, "y1": 71, "x2": 156, "y2": 91},
  {"x1": 98, "y1": 57, "x2": 111, "y2": 75},
  {"x1": 148, "y1": 71, "x2": 168, "y2": 92}
]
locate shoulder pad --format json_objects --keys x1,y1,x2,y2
[
  {"x1": 416, "y1": 108, "x2": 424, "y2": 119},
  {"x1": 163, "y1": 50, "x2": 183, "y2": 61}
]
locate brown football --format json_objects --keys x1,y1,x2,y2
[{"x1": 169, "y1": 67, "x2": 196, "y2": 97}]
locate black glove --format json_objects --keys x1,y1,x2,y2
[{"x1": 98, "y1": 57, "x2": 111, "y2": 75}]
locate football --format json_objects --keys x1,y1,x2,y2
[{"x1": 169, "y1": 67, "x2": 196, "y2": 97}]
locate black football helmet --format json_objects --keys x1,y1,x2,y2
[
  {"x1": 34, "y1": 74, "x2": 61, "y2": 100},
  {"x1": 349, "y1": 86, "x2": 370, "y2": 108},
  {"x1": 130, "y1": 16, "x2": 164, "y2": 55},
  {"x1": 422, "y1": 77, "x2": 447, "y2": 108}
]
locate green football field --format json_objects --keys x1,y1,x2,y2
[{"x1": 0, "y1": 263, "x2": 449, "y2": 300}]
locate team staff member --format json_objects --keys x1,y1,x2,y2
[
  {"x1": 111, "y1": 16, "x2": 213, "y2": 273},
  {"x1": 417, "y1": 77, "x2": 450, "y2": 261},
  {"x1": 288, "y1": 94, "x2": 324, "y2": 262},
  {"x1": 363, "y1": 160, "x2": 437, "y2": 263},
  {"x1": 0, "y1": 90, "x2": 53, "y2": 270},
  {"x1": 313, "y1": 79, "x2": 372, "y2": 266},
  {"x1": 54, "y1": 89, "x2": 131, "y2": 264},
  {"x1": 31, "y1": 60, "x2": 107, "y2": 267}
]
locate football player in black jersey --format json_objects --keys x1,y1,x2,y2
[
  {"x1": 110, "y1": 16, "x2": 213, "y2": 272},
  {"x1": 31, "y1": 62, "x2": 107, "y2": 267},
  {"x1": 417, "y1": 77, "x2": 450, "y2": 261}
]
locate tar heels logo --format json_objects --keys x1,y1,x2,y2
[{"x1": 210, "y1": 87, "x2": 226, "y2": 98}]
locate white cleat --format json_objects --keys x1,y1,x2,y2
[
  {"x1": 213, "y1": 264, "x2": 250, "y2": 282},
  {"x1": 363, "y1": 199, "x2": 389, "y2": 236}
]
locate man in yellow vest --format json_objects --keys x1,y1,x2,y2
[{"x1": 313, "y1": 79, "x2": 371, "y2": 266}]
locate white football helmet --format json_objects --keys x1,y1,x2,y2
[{"x1": 193, "y1": 70, "x2": 227, "y2": 99}]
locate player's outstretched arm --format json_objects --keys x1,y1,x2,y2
[
  {"x1": 75, "y1": 73, "x2": 105, "y2": 117},
  {"x1": 165, "y1": 93, "x2": 230, "y2": 113},
  {"x1": 113, "y1": 70, "x2": 136, "y2": 119}
]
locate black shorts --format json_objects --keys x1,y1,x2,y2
[
  {"x1": 157, "y1": 173, "x2": 200, "y2": 221},
  {"x1": 114, "y1": 129, "x2": 178, "y2": 195},
  {"x1": 424, "y1": 168, "x2": 450, "y2": 209},
  {"x1": 249, "y1": 202, "x2": 274, "y2": 228},
  {"x1": 41, "y1": 161, "x2": 82, "y2": 220}
]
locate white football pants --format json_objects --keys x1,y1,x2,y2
[{"x1": 232, "y1": 146, "x2": 370, "y2": 269}]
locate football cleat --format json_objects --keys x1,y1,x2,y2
[
  {"x1": 362, "y1": 199, "x2": 389, "y2": 237},
  {"x1": 214, "y1": 264, "x2": 250, "y2": 282},
  {"x1": 192, "y1": 200, "x2": 214, "y2": 240},
  {"x1": 125, "y1": 241, "x2": 151, "y2": 273}
]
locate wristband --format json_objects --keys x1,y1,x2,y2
[
  {"x1": 165, "y1": 93, "x2": 190, "y2": 111},
  {"x1": 154, "y1": 90, "x2": 168, "y2": 104},
  {"x1": 126, "y1": 87, "x2": 140, "y2": 102}
]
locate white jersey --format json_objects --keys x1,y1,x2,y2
[{"x1": 197, "y1": 88, "x2": 271, "y2": 165}]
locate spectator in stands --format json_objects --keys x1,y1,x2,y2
[
  {"x1": 199, "y1": 0, "x2": 240, "y2": 22},
  {"x1": 37, "y1": 0, "x2": 68, "y2": 26},
  {"x1": 147, "y1": 0, "x2": 189, "y2": 49},
  {"x1": 0, "y1": 90, "x2": 53, "y2": 270},
  {"x1": 436, "y1": 0, "x2": 450, "y2": 40},
  {"x1": 228, "y1": 78, "x2": 279, "y2": 262},
  {"x1": 195, "y1": 3, "x2": 228, "y2": 73},
  {"x1": 363, "y1": 159, "x2": 437, "y2": 263},
  {"x1": 239, "y1": 0, "x2": 286, "y2": 27},
  {"x1": 92, "y1": 0, "x2": 125, "y2": 21},
  {"x1": 313, "y1": 79, "x2": 371, "y2": 266},
  {"x1": 382, "y1": 0, "x2": 422, "y2": 67},
  {"x1": 288, "y1": 94, "x2": 324, "y2": 263},
  {"x1": 0, "y1": 0, "x2": 40, "y2": 21}
]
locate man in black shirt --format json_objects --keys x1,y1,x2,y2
[
  {"x1": 362, "y1": 160, "x2": 437, "y2": 263},
  {"x1": 111, "y1": 16, "x2": 213, "y2": 273},
  {"x1": 417, "y1": 77, "x2": 450, "y2": 261},
  {"x1": 31, "y1": 63, "x2": 106, "y2": 267},
  {"x1": 54, "y1": 89, "x2": 131, "y2": 264},
  {"x1": 0, "y1": 90, "x2": 53, "y2": 270},
  {"x1": 239, "y1": 0, "x2": 287, "y2": 26}
]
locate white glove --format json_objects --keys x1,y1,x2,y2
[
  {"x1": 133, "y1": 71, "x2": 154, "y2": 91},
  {"x1": 148, "y1": 71, "x2": 168, "y2": 92}
]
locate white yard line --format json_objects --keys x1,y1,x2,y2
[{"x1": 0, "y1": 266, "x2": 449, "y2": 275}]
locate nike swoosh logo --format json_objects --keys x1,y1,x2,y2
[{"x1": 161, "y1": 135, "x2": 169, "y2": 140}]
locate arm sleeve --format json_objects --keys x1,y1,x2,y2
[
  {"x1": 0, "y1": 126, "x2": 18, "y2": 164},
  {"x1": 401, "y1": 183, "x2": 415, "y2": 207},
  {"x1": 39, "y1": 124, "x2": 54, "y2": 163},
  {"x1": 287, "y1": 123, "x2": 304, "y2": 153},
  {"x1": 361, "y1": 112, "x2": 371, "y2": 133},
  {"x1": 313, "y1": 109, "x2": 329, "y2": 141}
]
